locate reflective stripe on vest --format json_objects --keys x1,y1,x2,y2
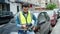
[{"x1": 19, "y1": 11, "x2": 32, "y2": 25}]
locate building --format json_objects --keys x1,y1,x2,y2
[
  {"x1": 34, "y1": 0, "x2": 50, "y2": 10},
  {"x1": 0, "y1": 0, "x2": 60, "y2": 15},
  {"x1": 8, "y1": 0, "x2": 40, "y2": 14},
  {"x1": 10, "y1": 0, "x2": 21, "y2": 15},
  {"x1": 35, "y1": 0, "x2": 60, "y2": 10},
  {"x1": 15, "y1": 0, "x2": 40, "y2": 11},
  {"x1": 50, "y1": 0, "x2": 60, "y2": 8},
  {"x1": 0, "y1": 0, "x2": 10, "y2": 13}
]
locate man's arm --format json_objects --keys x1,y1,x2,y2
[
  {"x1": 32, "y1": 14, "x2": 37, "y2": 26},
  {"x1": 15, "y1": 15, "x2": 22, "y2": 27}
]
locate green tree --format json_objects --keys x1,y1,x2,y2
[{"x1": 46, "y1": 3, "x2": 57, "y2": 10}]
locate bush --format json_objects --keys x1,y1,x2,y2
[{"x1": 46, "y1": 3, "x2": 57, "y2": 10}]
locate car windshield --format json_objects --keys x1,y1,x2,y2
[{"x1": 38, "y1": 12, "x2": 50, "y2": 22}]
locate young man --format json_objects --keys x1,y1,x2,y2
[{"x1": 15, "y1": 3, "x2": 37, "y2": 34}]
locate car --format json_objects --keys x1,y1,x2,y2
[
  {"x1": 37, "y1": 12, "x2": 50, "y2": 34},
  {"x1": 0, "y1": 11, "x2": 14, "y2": 25},
  {"x1": 53, "y1": 8, "x2": 60, "y2": 19},
  {"x1": 53, "y1": 8, "x2": 59, "y2": 15},
  {"x1": 57, "y1": 9, "x2": 60, "y2": 19},
  {"x1": 45, "y1": 10, "x2": 58, "y2": 27}
]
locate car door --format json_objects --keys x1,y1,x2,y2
[{"x1": 37, "y1": 12, "x2": 50, "y2": 34}]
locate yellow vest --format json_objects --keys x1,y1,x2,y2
[{"x1": 19, "y1": 11, "x2": 32, "y2": 25}]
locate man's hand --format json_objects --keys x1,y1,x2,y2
[
  {"x1": 33, "y1": 26, "x2": 40, "y2": 33},
  {"x1": 32, "y1": 26, "x2": 36, "y2": 30},
  {"x1": 21, "y1": 25, "x2": 28, "y2": 29}
]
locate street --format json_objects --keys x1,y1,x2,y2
[
  {"x1": 0, "y1": 11, "x2": 60, "y2": 34},
  {"x1": 0, "y1": 12, "x2": 50, "y2": 34},
  {"x1": 0, "y1": 18, "x2": 60, "y2": 34},
  {"x1": 0, "y1": 0, "x2": 60, "y2": 34}
]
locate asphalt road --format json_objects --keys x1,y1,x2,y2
[
  {"x1": 0, "y1": 18, "x2": 19, "y2": 34},
  {"x1": 0, "y1": 23, "x2": 19, "y2": 34}
]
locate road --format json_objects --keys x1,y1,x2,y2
[
  {"x1": 51, "y1": 18, "x2": 60, "y2": 34},
  {"x1": 0, "y1": 18, "x2": 19, "y2": 34}
]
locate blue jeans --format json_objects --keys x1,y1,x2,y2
[{"x1": 18, "y1": 30, "x2": 35, "y2": 34}]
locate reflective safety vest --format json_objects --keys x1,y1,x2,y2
[{"x1": 19, "y1": 11, "x2": 32, "y2": 25}]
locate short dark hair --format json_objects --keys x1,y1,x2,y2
[{"x1": 22, "y1": 3, "x2": 29, "y2": 8}]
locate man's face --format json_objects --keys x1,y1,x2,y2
[{"x1": 23, "y1": 7, "x2": 29, "y2": 13}]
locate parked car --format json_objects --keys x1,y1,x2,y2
[
  {"x1": 57, "y1": 10, "x2": 60, "y2": 18},
  {"x1": 0, "y1": 11, "x2": 14, "y2": 25},
  {"x1": 45, "y1": 10, "x2": 57, "y2": 27},
  {"x1": 37, "y1": 12, "x2": 50, "y2": 34},
  {"x1": 53, "y1": 8, "x2": 60, "y2": 19}
]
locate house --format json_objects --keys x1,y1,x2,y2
[
  {"x1": 0, "y1": 0, "x2": 14, "y2": 24},
  {"x1": 50, "y1": 0, "x2": 60, "y2": 8},
  {"x1": 0, "y1": 0, "x2": 10, "y2": 13}
]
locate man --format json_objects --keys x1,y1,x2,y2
[{"x1": 15, "y1": 3, "x2": 37, "y2": 34}]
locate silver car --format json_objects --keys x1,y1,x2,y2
[
  {"x1": 57, "y1": 9, "x2": 60, "y2": 19},
  {"x1": 37, "y1": 12, "x2": 50, "y2": 34}
]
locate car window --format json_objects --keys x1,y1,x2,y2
[
  {"x1": 38, "y1": 12, "x2": 50, "y2": 22},
  {"x1": 44, "y1": 12, "x2": 50, "y2": 21},
  {"x1": 38, "y1": 13, "x2": 46, "y2": 23}
]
